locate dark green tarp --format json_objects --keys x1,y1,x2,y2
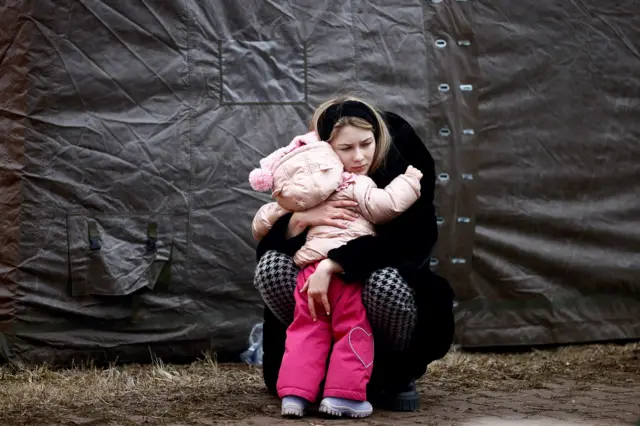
[{"x1": 1, "y1": 0, "x2": 638, "y2": 364}]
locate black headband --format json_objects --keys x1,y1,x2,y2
[{"x1": 317, "y1": 100, "x2": 380, "y2": 142}]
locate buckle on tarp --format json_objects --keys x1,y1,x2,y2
[
  {"x1": 88, "y1": 221, "x2": 101, "y2": 251},
  {"x1": 146, "y1": 222, "x2": 157, "y2": 252}
]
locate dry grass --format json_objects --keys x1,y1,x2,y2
[
  {"x1": 428, "y1": 342, "x2": 640, "y2": 392},
  {"x1": 0, "y1": 343, "x2": 637, "y2": 425},
  {"x1": 0, "y1": 354, "x2": 269, "y2": 425}
]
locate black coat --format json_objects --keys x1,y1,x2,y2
[{"x1": 256, "y1": 111, "x2": 455, "y2": 394}]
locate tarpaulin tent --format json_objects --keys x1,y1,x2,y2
[{"x1": 1, "y1": 0, "x2": 638, "y2": 365}]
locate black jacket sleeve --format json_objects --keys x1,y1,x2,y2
[{"x1": 326, "y1": 112, "x2": 439, "y2": 283}]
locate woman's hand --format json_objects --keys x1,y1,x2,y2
[
  {"x1": 301, "y1": 259, "x2": 344, "y2": 321},
  {"x1": 287, "y1": 199, "x2": 359, "y2": 238}
]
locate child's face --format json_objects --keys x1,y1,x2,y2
[{"x1": 330, "y1": 125, "x2": 376, "y2": 175}]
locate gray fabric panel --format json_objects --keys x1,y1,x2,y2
[
  {"x1": 0, "y1": 0, "x2": 28, "y2": 357},
  {"x1": 454, "y1": 0, "x2": 640, "y2": 346},
  {"x1": 67, "y1": 214, "x2": 173, "y2": 296}
]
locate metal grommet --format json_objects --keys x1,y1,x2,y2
[
  {"x1": 461, "y1": 173, "x2": 474, "y2": 181},
  {"x1": 452, "y1": 257, "x2": 467, "y2": 265},
  {"x1": 435, "y1": 39, "x2": 447, "y2": 48},
  {"x1": 437, "y1": 217, "x2": 445, "y2": 226},
  {"x1": 432, "y1": 0, "x2": 443, "y2": 3},
  {"x1": 458, "y1": 40, "x2": 471, "y2": 46},
  {"x1": 457, "y1": 217, "x2": 471, "y2": 224},
  {"x1": 463, "y1": 128, "x2": 475, "y2": 135},
  {"x1": 438, "y1": 173, "x2": 450, "y2": 182},
  {"x1": 460, "y1": 84, "x2": 473, "y2": 91},
  {"x1": 438, "y1": 83, "x2": 450, "y2": 92},
  {"x1": 430, "y1": 258, "x2": 440, "y2": 267},
  {"x1": 439, "y1": 127, "x2": 451, "y2": 137}
]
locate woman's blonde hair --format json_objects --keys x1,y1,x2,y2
[{"x1": 309, "y1": 95, "x2": 391, "y2": 173}]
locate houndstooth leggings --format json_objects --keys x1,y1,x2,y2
[{"x1": 254, "y1": 250, "x2": 417, "y2": 350}]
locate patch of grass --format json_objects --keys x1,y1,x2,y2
[
  {"x1": 426, "y1": 342, "x2": 639, "y2": 392},
  {"x1": 0, "y1": 354, "x2": 270, "y2": 425},
  {"x1": 0, "y1": 343, "x2": 637, "y2": 425}
]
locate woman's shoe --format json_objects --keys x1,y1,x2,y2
[
  {"x1": 280, "y1": 395, "x2": 308, "y2": 417},
  {"x1": 318, "y1": 397, "x2": 373, "y2": 418},
  {"x1": 370, "y1": 380, "x2": 420, "y2": 412}
]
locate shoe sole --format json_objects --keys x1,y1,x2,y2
[
  {"x1": 281, "y1": 404, "x2": 304, "y2": 417},
  {"x1": 390, "y1": 395, "x2": 419, "y2": 412},
  {"x1": 372, "y1": 393, "x2": 420, "y2": 412},
  {"x1": 318, "y1": 401, "x2": 372, "y2": 418}
]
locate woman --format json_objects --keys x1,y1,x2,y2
[{"x1": 253, "y1": 95, "x2": 455, "y2": 412}]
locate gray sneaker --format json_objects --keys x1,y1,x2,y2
[
  {"x1": 319, "y1": 397, "x2": 373, "y2": 418},
  {"x1": 281, "y1": 395, "x2": 309, "y2": 417}
]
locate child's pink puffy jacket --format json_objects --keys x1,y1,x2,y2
[{"x1": 250, "y1": 132, "x2": 421, "y2": 267}]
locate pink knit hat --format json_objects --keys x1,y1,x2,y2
[
  {"x1": 249, "y1": 132, "x2": 318, "y2": 192},
  {"x1": 249, "y1": 131, "x2": 344, "y2": 211}
]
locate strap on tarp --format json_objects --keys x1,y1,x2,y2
[
  {"x1": 146, "y1": 222, "x2": 157, "y2": 252},
  {"x1": 88, "y1": 221, "x2": 101, "y2": 251}
]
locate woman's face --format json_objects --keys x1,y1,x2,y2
[{"x1": 330, "y1": 125, "x2": 376, "y2": 175}]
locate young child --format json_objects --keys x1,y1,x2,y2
[{"x1": 249, "y1": 131, "x2": 422, "y2": 418}]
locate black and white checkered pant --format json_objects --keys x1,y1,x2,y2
[{"x1": 254, "y1": 250, "x2": 417, "y2": 350}]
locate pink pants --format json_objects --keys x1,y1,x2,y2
[{"x1": 276, "y1": 262, "x2": 374, "y2": 402}]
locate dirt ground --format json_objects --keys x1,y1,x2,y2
[
  {"x1": 222, "y1": 380, "x2": 639, "y2": 426},
  {"x1": 0, "y1": 343, "x2": 638, "y2": 426}
]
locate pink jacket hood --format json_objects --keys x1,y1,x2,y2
[{"x1": 249, "y1": 132, "x2": 345, "y2": 211}]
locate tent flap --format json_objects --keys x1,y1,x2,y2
[{"x1": 0, "y1": 0, "x2": 639, "y2": 364}]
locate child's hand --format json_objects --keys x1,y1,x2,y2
[
  {"x1": 301, "y1": 273, "x2": 330, "y2": 321},
  {"x1": 301, "y1": 259, "x2": 342, "y2": 321},
  {"x1": 405, "y1": 165, "x2": 423, "y2": 181}
]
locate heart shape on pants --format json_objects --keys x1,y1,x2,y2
[{"x1": 348, "y1": 327, "x2": 374, "y2": 368}]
